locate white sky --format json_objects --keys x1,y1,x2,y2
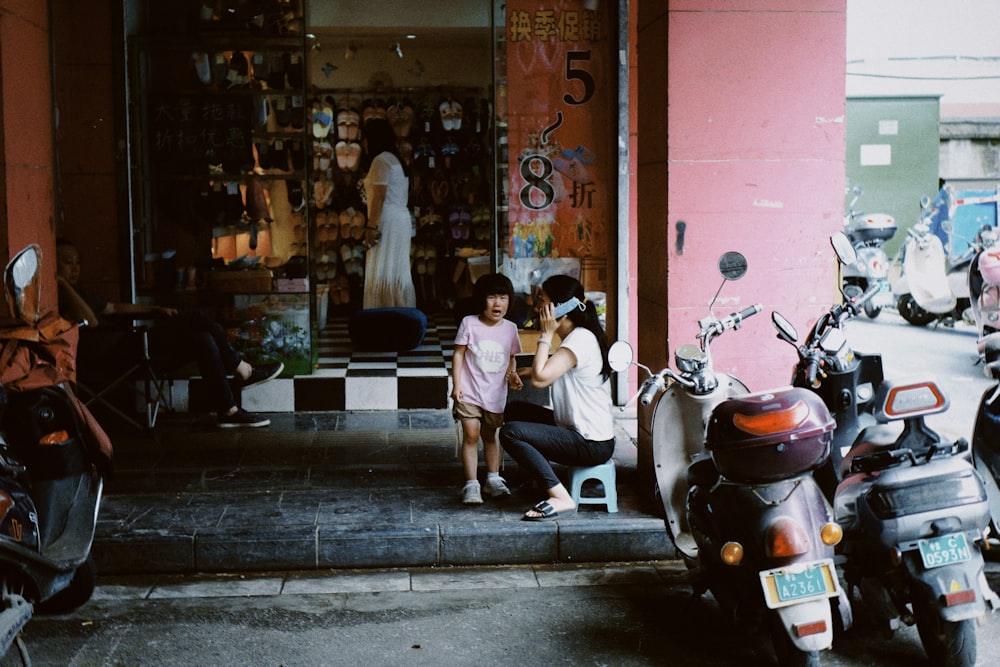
[{"x1": 847, "y1": 0, "x2": 1000, "y2": 111}]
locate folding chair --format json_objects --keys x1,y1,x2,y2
[{"x1": 74, "y1": 323, "x2": 173, "y2": 431}]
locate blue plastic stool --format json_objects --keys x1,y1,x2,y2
[{"x1": 568, "y1": 459, "x2": 618, "y2": 513}]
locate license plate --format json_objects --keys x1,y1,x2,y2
[
  {"x1": 918, "y1": 533, "x2": 972, "y2": 569},
  {"x1": 760, "y1": 559, "x2": 838, "y2": 609}
]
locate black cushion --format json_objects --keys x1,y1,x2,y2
[{"x1": 349, "y1": 307, "x2": 427, "y2": 351}]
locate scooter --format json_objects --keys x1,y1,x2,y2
[
  {"x1": 609, "y1": 252, "x2": 849, "y2": 666},
  {"x1": 894, "y1": 196, "x2": 974, "y2": 327},
  {"x1": 971, "y1": 334, "x2": 1000, "y2": 540},
  {"x1": 835, "y1": 377, "x2": 997, "y2": 667},
  {"x1": 772, "y1": 232, "x2": 886, "y2": 499},
  {"x1": 0, "y1": 245, "x2": 112, "y2": 663},
  {"x1": 965, "y1": 226, "x2": 1000, "y2": 361},
  {"x1": 841, "y1": 186, "x2": 896, "y2": 319}
]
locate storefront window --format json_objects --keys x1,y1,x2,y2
[{"x1": 127, "y1": 1, "x2": 615, "y2": 375}]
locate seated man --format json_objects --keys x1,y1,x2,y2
[{"x1": 56, "y1": 238, "x2": 281, "y2": 428}]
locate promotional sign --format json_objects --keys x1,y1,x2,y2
[{"x1": 504, "y1": 0, "x2": 612, "y2": 293}]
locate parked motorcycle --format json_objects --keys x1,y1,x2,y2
[
  {"x1": 776, "y1": 232, "x2": 996, "y2": 665},
  {"x1": 0, "y1": 245, "x2": 112, "y2": 664},
  {"x1": 841, "y1": 186, "x2": 896, "y2": 319},
  {"x1": 894, "y1": 196, "x2": 974, "y2": 326},
  {"x1": 835, "y1": 378, "x2": 997, "y2": 666},
  {"x1": 610, "y1": 252, "x2": 849, "y2": 666},
  {"x1": 972, "y1": 334, "x2": 1000, "y2": 540},
  {"x1": 964, "y1": 226, "x2": 1000, "y2": 361},
  {"x1": 773, "y1": 232, "x2": 886, "y2": 499}
]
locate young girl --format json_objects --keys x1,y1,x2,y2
[{"x1": 452, "y1": 273, "x2": 523, "y2": 504}]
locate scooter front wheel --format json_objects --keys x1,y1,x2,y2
[
  {"x1": 35, "y1": 554, "x2": 96, "y2": 616},
  {"x1": 863, "y1": 302, "x2": 882, "y2": 319},
  {"x1": 897, "y1": 293, "x2": 936, "y2": 326}
]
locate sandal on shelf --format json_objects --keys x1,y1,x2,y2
[
  {"x1": 339, "y1": 209, "x2": 353, "y2": 240},
  {"x1": 335, "y1": 141, "x2": 351, "y2": 171},
  {"x1": 343, "y1": 142, "x2": 362, "y2": 172},
  {"x1": 351, "y1": 210, "x2": 366, "y2": 240}
]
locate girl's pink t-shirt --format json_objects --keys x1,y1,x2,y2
[{"x1": 455, "y1": 315, "x2": 522, "y2": 413}]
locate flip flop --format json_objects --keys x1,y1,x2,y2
[{"x1": 523, "y1": 500, "x2": 577, "y2": 522}]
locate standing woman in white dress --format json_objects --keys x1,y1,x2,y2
[{"x1": 361, "y1": 117, "x2": 416, "y2": 309}]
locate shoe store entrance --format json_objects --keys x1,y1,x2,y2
[{"x1": 126, "y1": 0, "x2": 617, "y2": 411}]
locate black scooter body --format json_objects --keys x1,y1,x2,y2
[{"x1": 0, "y1": 385, "x2": 103, "y2": 604}]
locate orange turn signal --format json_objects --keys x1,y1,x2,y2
[
  {"x1": 720, "y1": 541, "x2": 744, "y2": 565},
  {"x1": 820, "y1": 522, "x2": 843, "y2": 546}
]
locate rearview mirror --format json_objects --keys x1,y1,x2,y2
[
  {"x1": 608, "y1": 340, "x2": 633, "y2": 373},
  {"x1": 4, "y1": 244, "x2": 41, "y2": 325},
  {"x1": 718, "y1": 251, "x2": 748, "y2": 281},
  {"x1": 831, "y1": 232, "x2": 857, "y2": 266},
  {"x1": 771, "y1": 311, "x2": 798, "y2": 344}
]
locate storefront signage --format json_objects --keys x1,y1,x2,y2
[
  {"x1": 505, "y1": 0, "x2": 612, "y2": 293},
  {"x1": 148, "y1": 94, "x2": 254, "y2": 174}
]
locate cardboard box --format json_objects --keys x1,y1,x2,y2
[
  {"x1": 518, "y1": 329, "x2": 560, "y2": 354},
  {"x1": 208, "y1": 268, "x2": 273, "y2": 293}
]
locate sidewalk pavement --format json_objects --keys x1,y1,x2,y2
[{"x1": 93, "y1": 409, "x2": 675, "y2": 576}]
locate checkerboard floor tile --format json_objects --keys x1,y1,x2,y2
[
  {"x1": 166, "y1": 313, "x2": 461, "y2": 414},
  {"x1": 312, "y1": 314, "x2": 456, "y2": 379}
]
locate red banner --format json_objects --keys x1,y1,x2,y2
[{"x1": 504, "y1": 0, "x2": 612, "y2": 291}]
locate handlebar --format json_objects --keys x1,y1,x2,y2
[
  {"x1": 639, "y1": 374, "x2": 666, "y2": 406},
  {"x1": 806, "y1": 355, "x2": 822, "y2": 387},
  {"x1": 700, "y1": 303, "x2": 763, "y2": 340}
]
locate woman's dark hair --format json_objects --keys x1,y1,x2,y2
[
  {"x1": 542, "y1": 274, "x2": 610, "y2": 379},
  {"x1": 473, "y1": 273, "x2": 514, "y2": 313},
  {"x1": 363, "y1": 117, "x2": 409, "y2": 177}
]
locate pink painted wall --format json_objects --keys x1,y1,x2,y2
[
  {"x1": 0, "y1": 0, "x2": 58, "y2": 311},
  {"x1": 659, "y1": 0, "x2": 847, "y2": 391}
]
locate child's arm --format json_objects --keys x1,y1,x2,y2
[
  {"x1": 506, "y1": 356, "x2": 523, "y2": 391},
  {"x1": 451, "y1": 345, "x2": 467, "y2": 402}
]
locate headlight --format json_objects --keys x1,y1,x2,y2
[{"x1": 867, "y1": 470, "x2": 986, "y2": 520}]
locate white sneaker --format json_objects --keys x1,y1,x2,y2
[
  {"x1": 461, "y1": 480, "x2": 483, "y2": 505},
  {"x1": 484, "y1": 476, "x2": 511, "y2": 498}
]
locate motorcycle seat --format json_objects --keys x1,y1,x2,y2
[{"x1": 839, "y1": 424, "x2": 901, "y2": 477}]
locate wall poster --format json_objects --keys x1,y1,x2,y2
[{"x1": 502, "y1": 0, "x2": 612, "y2": 298}]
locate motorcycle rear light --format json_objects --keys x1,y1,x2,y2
[
  {"x1": 720, "y1": 541, "x2": 744, "y2": 565},
  {"x1": 793, "y1": 620, "x2": 827, "y2": 638},
  {"x1": 867, "y1": 470, "x2": 986, "y2": 520},
  {"x1": 820, "y1": 522, "x2": 843, "y2": 546},
  {"x1": 732, "y1": 400, "x2": 808, "y2": 436},
  {"x1": 766, "y1": 517, "x2": 811, "y2": 558},
  {"x1": 943, "y1": 590, "x2": 976, "y2": 607},
  {"x1": 38, "y1": 430, "x2": 69, "y2": 445}
]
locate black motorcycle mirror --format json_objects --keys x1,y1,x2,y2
[
  {"x1": 718, "y1": 251, "x2": 748, "y2": 281},
  {"x1": 708, "y1": 251, "x2": 749, "y2": 311},
  {"x1": 771, "y1": 311, "x2": 798, "y2": 345},
  {"x1": 3, "y1": 243, "x2": 41, "y2": 326}
]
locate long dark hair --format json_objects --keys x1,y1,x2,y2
[
  {"x1": 542, "y1": 274, "x2": 610, "y2": 380},
  {"x1": 363, "y1": 117, "x2": 409, "y2": 177}
]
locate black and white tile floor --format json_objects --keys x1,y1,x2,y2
[{"x1": 202, "y1": 314, "x2": 458, "y2": 413}]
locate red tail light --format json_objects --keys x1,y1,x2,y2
[
  {"x1": 943, "y1": 590, "x2": 976, "y2": 607},
  {"x1": 767, "y1": 516, "x2": 811, "y2": 558},
  {"x1": 732, "y1": 400, "x2": 808, "y2": 436},
  {"x1": 794, "y1": 620, "x2": 828, "y2": 637}
]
